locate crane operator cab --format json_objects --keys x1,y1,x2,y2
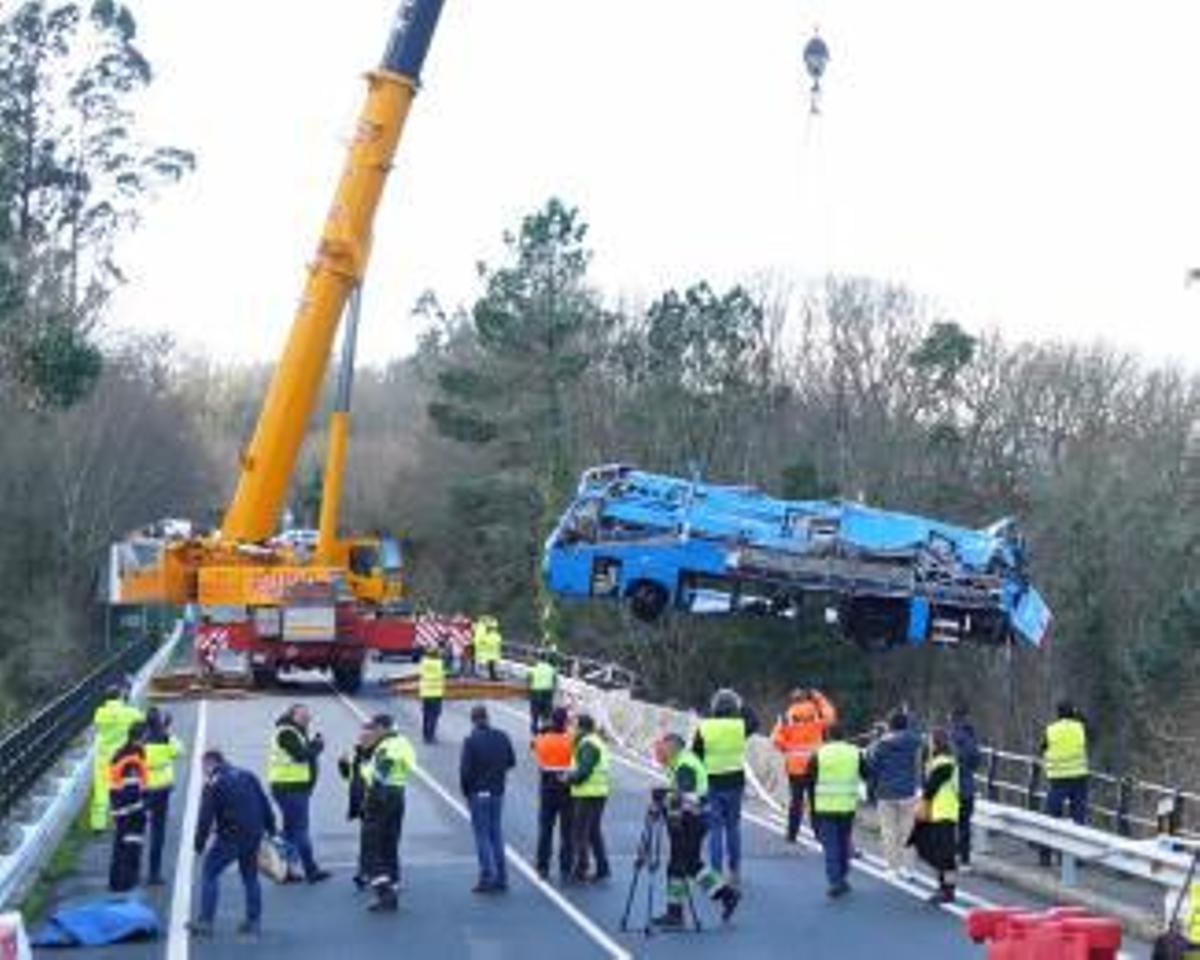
[{"x1": 345, "y1": 534, "x2": 405, "y2": 607}]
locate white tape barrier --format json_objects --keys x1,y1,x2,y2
[{"x1": 0, "y1": 624, "x2": 183, "y2": 910}]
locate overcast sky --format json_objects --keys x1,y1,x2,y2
[{"x1": 110, "y1": 1, "x2": 1200, "y2": 368}]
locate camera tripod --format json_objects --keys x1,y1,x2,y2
[{"x1": 619, "y1": 803, "x2": 702, "y2": 936}]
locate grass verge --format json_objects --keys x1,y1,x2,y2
[{"x1": 17, "y1": 811, "x2": 91, "y2": 923}]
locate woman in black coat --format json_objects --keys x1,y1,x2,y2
[{"x1": 909, "y1": 726, "x2": 959, "y2": 904}]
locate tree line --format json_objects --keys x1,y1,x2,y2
[{"x1": 0, "y1": 0, "x2": 205, "y2": 723}]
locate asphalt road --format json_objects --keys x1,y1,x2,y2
[{"x1": 37, "y1": 661, "x2": 1099, "y2": 959}]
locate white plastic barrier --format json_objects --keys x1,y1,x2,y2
[{"x1": 0, "y1": 624, "x2": 182, "y2": 909}]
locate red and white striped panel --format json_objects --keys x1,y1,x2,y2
[{"x1": 415, "y1": 615, "x2": 474, "y2": 655}]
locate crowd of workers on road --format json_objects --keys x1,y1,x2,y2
[{"x1": 88, "y1": 614, "x2": 1176, "y2": 943}]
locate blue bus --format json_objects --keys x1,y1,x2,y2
[{"x1": 543, "y1": 465, "x2": 1052, "y2": 649}]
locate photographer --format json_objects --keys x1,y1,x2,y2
[{"x1": 653, "y1": 733, "x2": 741, "y2": 929}]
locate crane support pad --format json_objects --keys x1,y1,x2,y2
[{"x1": 388, "y1": 676, "x2": 528, "y2": 701}]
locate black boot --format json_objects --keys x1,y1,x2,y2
[
  {"x1": 652, "y1": 903, "x2": 684, "y2": 929},
  {"x1": 716, "y1": 885, "x2": 742, "y2": 922},
  {"x1": 927, "y1": 884, "x2": 955, "y2": 905}
]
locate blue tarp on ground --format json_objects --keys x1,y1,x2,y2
[{"x1": 32, "y1": 896, "x2": 159, "y2": 948}]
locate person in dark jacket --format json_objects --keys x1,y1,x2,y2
[
  {"x1": 188, "y1": 751, "x2": 277, "y2": 938},
  {"x1": 337, "y1": 725, "x2": 378, "y2": 890},
  {"x1": 107, "y1": 722, "x2": 148, "y2": 893},
  {"x1": 865, "y1": 709, "x2": 923, "y2": 880},
  {"x1": 909, "y1": 727, "x2": 960, "y2": 904},
  {"x1": 460, "y1": 705, "x2": 516, "y2": 892},
  {"x1": 267, "y1": 704, "x2": 329, "y2": 884},
  {"x1": 949, "y1": 704, "x2": 981, "y2": 868}
]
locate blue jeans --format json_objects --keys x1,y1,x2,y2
[
  {"x1": 468, "y1": 792, "x2": 507, "y2": 888},
  {"x1": 707, "y1": 787, "x2": 743, "y2": 873},
  {"x1": 815, "y1": 814, "x2": 854, "y2": 887},
  {"x1": 200, "y1": 839, "x2": 261, "y2": 924},
  {"x1": 273, "y1": 789, "x2": 319, "y2": 877},
  {"x1": 1046, "y1": 777, "x2": 1088, "y2": 825}
]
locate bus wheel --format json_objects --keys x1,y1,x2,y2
[{"x1": 628, "y1": 581, "x2": 669, "y2": 622}]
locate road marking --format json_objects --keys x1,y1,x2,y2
[
  {"x1": 168, "y1": 699, "x2": 208, "y2": 960},
  {"x1": 333, "y1": 689, "x2": 633, "y2": 960}
]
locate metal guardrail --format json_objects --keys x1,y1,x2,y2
[
  {"x1": 974, "y1": 801, "x2": 1196, "y2": 894},
  {"x1": 0, "y1": 625, "x2": 180, "y2": 910},
  {"x1": 504, "y1": 641, "x2": 639, "y2": 691},
  {"x1": 0, "y1": 636, "x2": 156, "y2": 824},
  {"x1": 977, "y1": 747, "x2": 1200, "y2": 841}
]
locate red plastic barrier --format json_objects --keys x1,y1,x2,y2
[{"x1": 965, "y1": 907, "x2": 1122, "y2": 960}]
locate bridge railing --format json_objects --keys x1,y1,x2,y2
[
  {"x1": 0, "y1": 636, "x2": 157, "y2": 825},
  {"x1": 0, "y1": 626, "x2": 179, "y2": 909},
  {"x1": 977, "y1": 746, "x2": 1200, "y2": 841},
  {"x1": 504, "y1": 640, "x2": 639, "y2": 691}
]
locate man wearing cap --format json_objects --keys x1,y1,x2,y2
[{"x1": 360, "y1": 714, "x2": 416, "y2": 912}]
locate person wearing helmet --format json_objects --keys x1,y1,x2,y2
[{"x1": 692, "y1": 687, "x2": 758, "y2": 888}]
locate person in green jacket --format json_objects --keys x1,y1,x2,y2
[{"x1": 91, "y1": 684, "x2": 144, "y2": 831}]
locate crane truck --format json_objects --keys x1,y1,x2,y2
[{"x1": 111, "y1": 0, "x2": 449, "y2": 691}]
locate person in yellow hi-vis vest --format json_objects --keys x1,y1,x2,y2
[
  {"x1": 1187, "y1": 879, "x2": 1200, "y2": 959},
  {"x1": 143, "y1": 706, "x2": 184, "y2": 885},
  {"x1": 1154, "y1": 856, "x2": 1200, "y2": 959},
  {"x1": 472, "y1": 616, "x2": 502, "y2": 681},
  {"x1": 1041, "y1": 700, "x2": 1089, "y2": 825},
  {"x1": 911, "y1": 727, "x2": 960, "y2": 905},
  {"x1": 810, "y1": 724, "x2": 866, "y2": 899},
  {"x1": 418, "y1": 645, "x2": 446, "y2": 744},
  {"x1": 91, "y1": 684, "x2": 144, "y2": 831}
]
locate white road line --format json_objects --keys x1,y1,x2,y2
[
  {"x1": 167, "y1": 699, "x2": 208, "y2": 960},
  {"x1": 333, "y1": 690, "x2": 633, "y2": 960}
]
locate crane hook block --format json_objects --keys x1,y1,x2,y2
[{"x1": 803, "y1": 33, "x2": 830, "y2": 89}]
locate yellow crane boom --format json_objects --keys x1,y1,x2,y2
[{"x1": 222, "y1": 0, "x2": 446, "y2": 544}]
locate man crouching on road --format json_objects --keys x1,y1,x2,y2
[
  {"x1": 188, "y1": 750, "x2": 276, "y2": 939},
  {"x1": 653, "y1": 733, "x2": 741, "y2": 929}
]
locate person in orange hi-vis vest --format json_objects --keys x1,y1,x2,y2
[{"x1": 771, "y1": 688, "x2": 838, "y2": 843}]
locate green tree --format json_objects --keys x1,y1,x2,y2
[
  {"x1": 0, "y1": 0, "x2": 194, "y2": 407},
  {"x1": 428, "y1": 198, "x2": 610, "y2": 631}
]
